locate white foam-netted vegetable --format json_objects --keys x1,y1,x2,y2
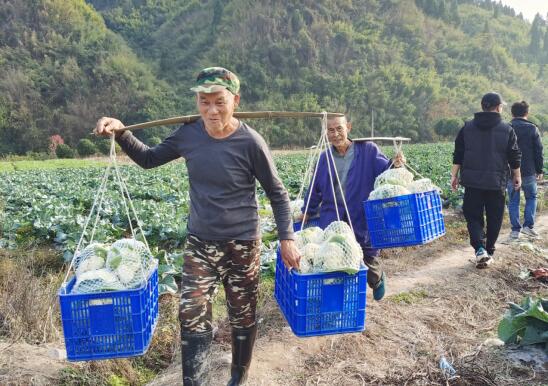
[
  {"x1": 76, "y1": 254, "x2": 105, "y2": 277},
  {"x1": 295, "y1": 227, "x2": 324, "y2": 252},
  {"x1": 73, "y1": 268, "x2": 124, "y2": 293},
  {"x1": 294, "y1": 222, "x2": 362, "y2": 274},
  {"x1": 374, "y1": 168, "x2": 414, "y2": 189},
  {"x1": 323, "y1": 234, "x2": 362, "y2": 273},
  {"x1": 71, "y1": 238, "x2": 154, "y2": 294},
  {"x1": 318, "y1": 242, "x2": 346, "y2": 272},
  {"x1": 299, "y1": 256, "x2": 313, "y2": 274},
  {"x1": 406, "y1": 178, "x2": 440, "y2": 193},
  {"x1": 74, "y1": 243, "x2": 108, "y2": 277},
  {"x1": 323, "y1": 221, "x2": 353, "y2": 241},
  {"x1": 303, "y1": 242, "x2": 321, "y2": 259},
  {"x1": 298, "y1": 243, "x2": 320, "y2": 274},
  {"x1": 369, "y1": 184, "x2": 411, "y2": 200},
  {"x1": 106, "y1": 239, "x2": 153, "y2": 288},
  {"x1": 327, "y1": 235, "x2": 362, "y2": 265},
  {"x1": 301, "y1": 227, "x2": 324, "y2": 244}
]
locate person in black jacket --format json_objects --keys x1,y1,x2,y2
[
  {"x1": 505, "y1": 101, "x2": 544, "y2": 240},
  {"x1": 451, "y1": 92, "x2": 522, "y2": 268}
]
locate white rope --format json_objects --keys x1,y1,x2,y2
[
  {"x1": 63, "y1": 163, "x2": 112, "y2": 284},
  {"x1": 404, "y1": 161, "x2": 427, "y2": 180},
  {"x1": 63, "y1": 133, "x2": 151, "y2": 286},
  {"x1": 322, "y1": 113, "x2": 341, "y2": 221},
  {"x1": 112, "y1": 159, "x2": 151, "y2": 252},
  {"x1": 301, "y1": 133, "x2": 327, "y2": 231},
  {"x1": 322, "y1": 114, "x2": 355, "y2": 234},
  {"x1": 386, "y1": 138, "x2": 403, "y2": 170},
  {"x1": 325, "y1": 145, "x2": 355, "y2": 233},
  {"x1": 387, "y1": 138, "x2": 426, "y2": 180},
  {"x1": 300, "y1": 112, "x2": 356, "y2": 234},
  {"x1": 88, "y1": 166, "x2": 111, "y2": 243},
  {"x1": 296, "y1": 134, "x2": 325, "y2": 203},
  {"x1": 108, "y1": 133, "x2": 150, "y2": 249},
  {"x1": 109, "y1": 136, "x2": 136, "y2": 239},
  {"x1": 108, "y1": 135, "x2": 150, "y2": 281}
]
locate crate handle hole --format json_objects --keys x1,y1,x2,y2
[{"x1": 89, "y1": 299, "x2": 113, "y2": 306}]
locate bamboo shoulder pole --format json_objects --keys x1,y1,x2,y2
[
  {"x1": 116, "y1": 111, "x2": 345, "y2": 132},
  {"x1": 352, "y1": 137, "x2": 411, "y2": 142}
]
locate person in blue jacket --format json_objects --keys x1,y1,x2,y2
[
  {"x1": 505, "y1": 100, "x2": 544, "y2": 241},
  {"x1": 297, "y1": 115, "x2": 405, "y2": 301}
]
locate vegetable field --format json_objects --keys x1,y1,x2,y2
[
  {"x1": 1, "y1": 140, "x2": 546, "y2": 257},
  {"x1": 0, "y1": 142, "x2": 460, "y2": 254}
]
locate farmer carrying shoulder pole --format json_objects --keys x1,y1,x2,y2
[
  {"x1": 94, "y1": 67, "x2": 300, "y2": 386},
  {"x1": 451, "y1": 92, "x2": 522, "y2": 269},
  {"x1": 297, "y1": 115, "x2": 405, "y2": 301}
]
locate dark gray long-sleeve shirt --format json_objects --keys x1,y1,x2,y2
[{"x1": 116, "y1": 119, "x2": 294, "y2": 241}]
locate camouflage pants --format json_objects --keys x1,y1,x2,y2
[{"x1": 179, "y1": 234, "x2": 261, "y2": 333}]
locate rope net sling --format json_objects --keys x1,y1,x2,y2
[
  {"x1": 293, "y1": 113, "x2": 363, "y2": 274},
  {"x1": 368, "y1": 139, "x2": 441, "y2": 200},
  {"x1": 62, "y1": 134, "x2": 155, "y2": 294}
]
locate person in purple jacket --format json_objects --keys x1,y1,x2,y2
[{"x1": 297, "y1": 115, "x2": 405, "y2": 301}]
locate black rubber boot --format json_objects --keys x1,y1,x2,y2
[
  {"x1": 226, "y1": 325, "x2": 258, "y2": 386},
  {"x1": 181, "y1": 330, "x2": 213, "y2": 386}
]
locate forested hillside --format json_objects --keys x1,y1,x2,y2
[
  {"x1": 0, "y1": 0, "x2": 176, "y2": 154},
  {"x1": 1, "y1": 0, "x2": 548, "y2": 154}
]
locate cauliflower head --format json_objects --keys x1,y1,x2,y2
[
  {"x1": 369, "y1": 184, "x2": 411, "y2": 200},
  {"x1": 407, "y1": 178, "x2": 440, "y2": 193},
  {"x1": 374, "y1": 168, "x2": 414, "y2": 189}
]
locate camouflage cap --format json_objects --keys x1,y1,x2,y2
[{"x1": 190, "y1": 67, "x2": 240, "y2": 95}]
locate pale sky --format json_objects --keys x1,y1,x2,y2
[{"x1": 498, "y1": 0, "x2": 548, "y2": 22}]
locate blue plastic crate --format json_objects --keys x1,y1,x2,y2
[
  {"x1": 58, "y1": 262, "x2": 159, "y2": 361},
  {"x1": 363, "y1": 190, "x2": 445, "y2": 249},
  {"x1": 274, "y1": 250, "x2": 367, "y2": 337},
  {"x1": 293, "y1": 217, "x2": 321, "y2": 232}
]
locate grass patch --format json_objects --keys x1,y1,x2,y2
[
  {"x1": 388, "y1": 289, "x2": 428, "y2": 304},
  {"x1": 58, "y1": 359, "x2": 145, "y2": 386},
  {"x1": 257, "y1": 275, "x2": 275, "y2": 308},
  {"x1": 0, "y1": 158, "x2": 109, "y2": 172},
  {"x1": 135, "y1": 295, "x2": 180, "y2": 374},
  {"x1": 58, "y1": 367, "x2": 106, "y2": 386},
  {"x1": 0, "y1": 248, "x2": 64, "y2": 343},
  {"x1": 107, "y1": 374, "x2": 131, "y2": 386},
  {"x1": 0, "y1": 162, "x2": 14, "y2": 172}
]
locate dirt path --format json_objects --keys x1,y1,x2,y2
[
  {"x1": 148, "y1": 214, "x2": 548, "y2": 386},
  {"x1": 388, "y1": 214, "x2": 547, "y2": 295},
  {"x1": 0, "y1": 343, "x2": 67, "y2": 385},
  {"x1": 0, "y1": 214, "x2": 545, "y2": 385}
]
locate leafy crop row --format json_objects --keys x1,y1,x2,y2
[{"x1": 0, "y1": 143, "x2": 468, "y2": 255}]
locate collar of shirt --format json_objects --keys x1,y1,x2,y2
[{"x1": 331, "y1": 141, "x2": 354, "y2": 158}]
